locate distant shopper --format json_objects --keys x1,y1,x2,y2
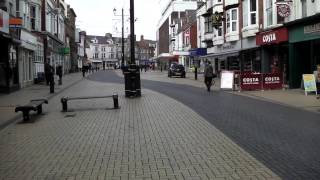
[
  {"x1": 45, "y1": 63, "x2": 50, "y2": 85},
  {"x1": 56, "y1": 65, "x2": 63, "y2": 85},
  {"x1": 204, "y1": 61, "x2": 214, "y2": 92}
]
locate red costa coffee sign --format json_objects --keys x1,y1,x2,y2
[
  {"x1": 263, "y1": 73, "x2": 283, "y2": 89},
  {"x1": 256, "y1": 27, "x2": 288, "y2": 45}
]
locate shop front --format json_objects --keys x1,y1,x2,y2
[
  {"x1": 286, "y1": 15, "x2": 320, "y2": 88},
  {"x1": 241, "y1": 37, "x2": 261, "y2": 72},
  {"x1": 44, "y1": 33, "x2": 64, "y2": 74},
  {"x1": 189, "y1": 48, "x2": 207, "y2": 72},
  {"x1": 256, "y1": 27, "x2": 289, "y2": 86},
  {"x1": 19, "y1": 29, "x2": 38, "y2": 88},
  {"x1": 204, "y1": 41, "x2": 241, "y2": 74},
  {"x1": 0, "y1": 10, "x2": 20, "y2": 93}
]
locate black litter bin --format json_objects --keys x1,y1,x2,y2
[{"x1": 123, "y1": 64, "x2": 141, "y2": 97}]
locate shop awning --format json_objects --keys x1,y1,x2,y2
[
  {"x1": 88, "y1": 59, "x2": 102, "y2": 63},
  {"x1": 201, "y1": 51, "x2": 239, "y2": 60}
]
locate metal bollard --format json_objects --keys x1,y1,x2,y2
[
  {"x1": 113, "y1": 94, "x2": 119, "y2": 109},
  {"x1": 61, "y1": 97, "x2": 68, "y2": 112},
  {"x1": 195, "y1": 67, "x2": 198, "y2": 80},
  {"x1": 50, "y1": 80, "x2": 54, "y2": 93}
]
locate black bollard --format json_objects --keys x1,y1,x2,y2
[
  {"x1": 113, "y1": 94, "x2": 119, "y2": 109},
  {"x1": 195, "y1": 67, "x2": 198, "y2": 80},
  {"x1": 50, "y1": 80, "x2": 54, "y2": 93}
]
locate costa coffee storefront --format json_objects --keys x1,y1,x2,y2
[{"x1": 256, "y1": 27, "x2": 289, "y2": 86}]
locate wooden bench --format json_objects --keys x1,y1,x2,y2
[
  {"x1": 15, "y1": 99, "x2": 48, "y2": 121},
  {"x1": 61, "y1": 93, "x2": 119, "y2": 112}
]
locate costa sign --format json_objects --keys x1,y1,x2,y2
[
  {"x1": 262, "y1": 33, "x2": 276, "y2": 43},
  {"x1": 256, "y1": 27, "x2": 288, "y2": 45},
  {"x1": 277, "y1": 4, "x2": 291, "y2": 17}
]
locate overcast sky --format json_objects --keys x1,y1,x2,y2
[{"x1": 65, "y1": 0, "x2": 161, "y2": 41}]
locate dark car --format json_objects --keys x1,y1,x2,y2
[{"x1": 168, "y1": 63, "x2": 186, "y2": 78}]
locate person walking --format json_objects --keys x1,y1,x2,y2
[
  {"x1": 204, "y1": 61, "x2": 214, "y2": 92},
  {"x1": 56, "y1": 65, "x2": 63, "y2": 85}
]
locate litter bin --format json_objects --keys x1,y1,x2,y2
[{"x1": 123, "y1": 64, "x2": 141, "y2": 97}]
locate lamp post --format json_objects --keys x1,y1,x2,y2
[
  {"x1": 113, "y1": 8, "x2": 126, "y2": 67},
  {"x1": 130, "y1": 0, "x2": 135, "y2": 65}
]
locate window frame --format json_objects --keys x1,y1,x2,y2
[{"x1": 226, "y1": 8, "x2": 238, "y2": 33}]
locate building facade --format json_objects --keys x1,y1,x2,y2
[
  {"x1": 86, "y1": 34, "x2": 118, "y2": 69},
  {"x1": 156, "y1": 0, "x2": 199, "y2": 65},
  {"x1": 0, "y1": 0, "x2": 77, "y2": 93}
]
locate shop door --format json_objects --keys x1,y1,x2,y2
[
  {"x1": 0, "y1": 40, "x2": 8, "y2": 88},
  {"x1": 297, "y1": 41, "x2": 312, "y2": 74}
]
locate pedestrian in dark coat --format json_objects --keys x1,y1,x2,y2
[
  {"x1": 204, "y1": 61, "x2": 214, "y2": 92},
  {"x1": 56, "y1": 65, "x2": 63, "y2": 85}
]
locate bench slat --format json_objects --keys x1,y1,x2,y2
[{"x1": 67, "y1": 95, "x2": 114, "y2": 100}]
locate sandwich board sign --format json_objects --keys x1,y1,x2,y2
[
  {"x1": 220, "y1": 71, "x2": 234, "y2": 90},
  {"x1": 302, "y1": 74, "x2": 317, "y2": 96}
]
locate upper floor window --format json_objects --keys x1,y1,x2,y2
[
  {"x1": 265, "y1": 0, "x2": 284, "y2": 27},
  {"x1": 301, "y1": 0, "x2": 307, "y2": 18},
  {"x1": 205, "y1": 15, "x2": 213, "y2": 33},
  {"x1": 95, "y1": 46, "x2": 98, "y2": 51},
  {"x1": 30, "y1": 6, "x2": 36, "y2": 30},
  {"x1": 243, "y1": 0, "x2": 257, "y2": 27},
  {"x1": 266, "y1": 0, "x2": 273, "y2": 26},
  {"x1": 226, "y1": 8, "x2": 238, "y2": 33}
]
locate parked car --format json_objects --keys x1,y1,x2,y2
[{"x1": 168, "y1": 63, "x2": 186, "y2": 78}]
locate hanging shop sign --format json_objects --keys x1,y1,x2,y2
[
  {"x1": 302, "y1": 74, "x2": 317, "y2": 96},
  {"x1": 263, "y1": 73, "x2": 283, "y2": 89},
  {"x1": 212, "y1": 11, "x2": 223, "y2": 28},
  {"x1": 9, "y1": 18, "x2": 22, "y2": 29},
  {"x1": 0, "y1": 9, "x2": 9, "y2": 34},
  {"x1": 276, "y1": 4, "x2": 291, "y2": 18},
  {"x1": 256, "y1": 27, "x2": 288, "y2": 45},
  {"x1": 220, "y1": 71, "x2": 234, "y2": 90}
]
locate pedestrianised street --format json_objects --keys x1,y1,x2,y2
[{"x1": 0, "y1": 70, "x2": 319, "y2": 180}]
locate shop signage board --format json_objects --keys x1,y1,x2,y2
[
  {"x1": 302, "y1": 74, "x2": 317, "y2": 96},
  {"x1": 9, "y1": 18, "x2": 22, "y2": 29},
  {"x1": 220, "y1": 71, "x2": 234, "y2": 90},
  {"x1": 263, "y1": 73, "x2": 283, "y2": 89},
  {"x1": 289, "y1": 22, "x2": 320, "y2": 43},
  {"x1": 256, "y1": 27, "x2": 288, "y2": 45},
  {"x1": 240, "y1": 73, "x2": 262, "y2": 90},
  {"x1": 0, "y1": 9, "x2": 9, "y2": 34}
]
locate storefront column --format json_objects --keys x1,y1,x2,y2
[
  {"x1": 261, "y1": 47, "x2": 270, "y2": 73},
  {"x1": 288, "y1": 43, "x2": 299, "y2": 88}
]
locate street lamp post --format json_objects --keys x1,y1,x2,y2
[
  {"x1": 130, "y1": 0, "x2": 135, "y2": 65},
  {"x1": 113, "y1": 8, "x2": 125, "y2": 67}
]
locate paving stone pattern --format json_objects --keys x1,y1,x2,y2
[{"x1": 0, "y1": 80, "x2": 280, "y2": 180}]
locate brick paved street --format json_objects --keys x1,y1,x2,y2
[
  {"x1": 0, "y1": 79, "x2": 280, "y2": 180},
  {"x1": 90, "y1": 70, "x2": 320, "y2": 180},
  {"x1": 0, "y1": 72, "x2": 84, "y2": 129}
]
